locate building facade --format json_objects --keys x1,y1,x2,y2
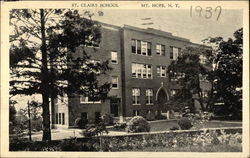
[{"x1": 52, "y1": 22, "x2": 210, "y2": 129}]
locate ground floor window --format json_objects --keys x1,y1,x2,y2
[
  {"x1": 132, "y1": 88, "x2": 140, "y2": 105},
  {"x1": 146, "y1": 89, "x2": 153, "y2": 105},
  {"x1": 55, "y1": 112, "x2": 65, "y2": 125},
  {"x1": 133, "y1": 110, "x2": 140, "y2": 116}
]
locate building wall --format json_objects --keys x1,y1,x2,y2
[
  {"x1": 121, "y1": 26, "x2": 193, "y2": 117},
  {"x1": 52, "y1": 22, "x2": 212, "y2": 128},
  {"x1": 66, "y1": 24, "x2": 123, "y2": 127}
]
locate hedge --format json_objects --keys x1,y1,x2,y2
[{"x1": 9, "y1": 127, "x2": 242, "y2": 151}]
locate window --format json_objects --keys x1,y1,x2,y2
[
  {"x1": 157, "y1": 66, "x2": 167, "y2": 77},
  {"x1": 170, "y1": 47, "x2": 181, "y2": 60},
  {"x1": 132, "y1": 88, "x2": 140, "y2": 105},
  {"x1": 132, "y1": 39, "x2": 136, "y2": 53},
  {"x1": 199, "y1": 55, "x2": 206, "y2": 64},
  {"x1": 62, "y1": 113, "x2": 65, "y2": 125},
  {"x1": 56, "y1": 113, "x2": 58, "y2": 124},
  {"x1": 80, "y1": 95, "x2": 101, "y2": 104},
  {"x1": 137, "y1": 40, "x2": 141, "y2": 54},
  {"x1": 59, "y1": 113, "x2": 61, "y2": 124},
  {"x1": 141, "y1": 41, "x2": 147, "y2": 55},
  {"x1": 131, "y1": 39, "x2": 151, "y2": 56},
  {"x1": 111, "y1": 76, "x2": 118, "y2": 89},
  {"x1": 132, "y1": 63, "x2": 152, "y2": 79},
  {"x1": 133, "y1": 110, "x2": 140, "y2": 116},
  {"x1": 146, "y1": 89, "x2": 153, "y2": 105},
  {"x1": 156, "y1": 44, "x2": 165, "y2": 56},
  {"x1": 111, "y1": 51, "x2": 118, "y2": 64}
]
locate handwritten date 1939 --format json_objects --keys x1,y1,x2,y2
[{"x1": 190, "y1": 6, "x2": 222, "y2": 21}]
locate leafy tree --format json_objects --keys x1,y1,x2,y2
[
  {"x1": 10, "y1": 9, "x2": 111, "y2": 141},
  {"x1": 167, "y1": 46, "x2": 212, "y2": 112},
  {"x1": 203, "y1": 28, "x2": 243, "y2": 120}
]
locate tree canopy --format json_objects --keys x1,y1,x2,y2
[{"x1": 10, "y1": 9, "x2": 111, "y2": 140}]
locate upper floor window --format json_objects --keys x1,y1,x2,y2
[
  {"x1": 111, "y1": 76, "x2": 118, "y2": 89},
  {"x1": 132, "y1": 88, "x2": 140, "y2": 105},
  {"x1": 111, "y1": 51, "x2": 118, "y2": 64},
  {"x1": 132, "y1": 63, "x2": 152, "y2": 79},
  {"x1": 146, "y1": 89, "x2": 153, "y2": 105},
  {"x1": 170, "y1": 46, "x2": 181, "y2": 60},
  {"x1": 156, "y1": 44, "x2": 165, "y2": 56},
  {"x1": 157, "y1": 66, "x2": 167, "y2": 77},
  {"x1": 80, "y1": 95, "x2": 101, "y2": 104},
  {"x1": 131, "y1": 39, "x2": 151, "y2": 56}
]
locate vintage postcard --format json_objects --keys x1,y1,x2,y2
[{"x1": 0, "y1": 0, "x2": 249, "y2": 157}]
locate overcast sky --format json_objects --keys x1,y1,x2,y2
[{"x1": 92, "y1": 9, "x2": 242, "y2": 44}]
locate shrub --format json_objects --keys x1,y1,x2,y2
[
  {"x1": 102, "y1": 114, "x2": 114, "y2": 126},
  {"x1": 178, "y1": 117, "x2": 193, "y2": 130},
  {"x1": 81, "y1": 121, "x2": 108, "y2": 137},
  {"x1": 170, "y1": 126, "x2": 180, "y2": 131},
  {"x1": 113, "y1": 122, "x2": 127, "y2": 131},
  {"x1": 126, "y1": 116, "x2": 150, "y2": 133},
  {"x1": 155, "y1": 114, "x2": 167, "y2": 120},
  {"x1": 146, "y1": 112, "x2": 155, "y2": 121}
]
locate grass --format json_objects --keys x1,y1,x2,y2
[
  {"x1": 149, "y1": 120, "x2": 242, "y2": 132},
  {"x1": 132, "y1": 144, "x2": 242, "y2": 152}
]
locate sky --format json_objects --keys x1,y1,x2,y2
[
  {"x1": 12, "y1": 9, "x2": 243, "y2": 110},
  {"x1": 92, "y1": 9, "x2": 242, "y2": 44}
]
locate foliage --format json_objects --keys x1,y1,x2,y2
[
  {"x1": 81, "y1": 122, "x2": 108, "y2": 138},
  {"x1": 10, "y1": 9, "x2": 111, "y2": 140},
  {"x1": 113, "y1": 122, "x2": 127, "y2": 131},
  {"x1": 102, "y1": 113, "x2": 114, "y2": 126},
  {"x1": 126, "y1": 116, "x2": 150, "y2": 133},
  {"x1": 145, "y1": 111, "x2": 155, "y2": 121},
  {"x1": 167, "y1": 46, "x2": 212, "y2": 111},
  {"x1": 177, "y1": 117, "x2": 193, "y2": 130},
  {"x1": 9, "y1": 128, "x2": 242, "y2": 151},
  {"x1": 203, "y1": 28, "x2": 243, "y2": 120},
  {"x1": 170, "y1": 126, "x2": 180, "y2": 131}
]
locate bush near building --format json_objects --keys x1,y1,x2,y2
[{"x1": 126, "y1": 116, "x2": 150, "y2": 133}]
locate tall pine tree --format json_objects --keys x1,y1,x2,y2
[{"x1": 10, "y1": 9, "x2": 111, "y2": 141}]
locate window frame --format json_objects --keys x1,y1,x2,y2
[
  {"x1": 111, "y1": 76, "x2": 119, "y2": 89},
  {"x1": 80, "y1": 95, "x2": 101, "y2": 104},
  {"x1": 131, "y1": 39, "x2": 152, "y2": 56},
  {"x1": 132, "y1": 88, "x2": 141, "y2": 105},
  {"x1": 132, "y1": 63, "x2": 153, "y2": 79},
  {"x1": 156, "y1": 44, "x2": 166, "y2": 56},
  {"x1": 146, "y1": 89, "x2": 153, "y2": 105},
  {"x1": 111, "y1": 51, "x2": 118, "y2": 64}
]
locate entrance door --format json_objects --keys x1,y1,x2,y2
[
  {"x1": 110, "y1": 98, "x2": 120, "y2": 117},
  {"x1": 157, "y1": 89, "x2": 169, "y2": 112}
]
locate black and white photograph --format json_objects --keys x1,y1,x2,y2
[{"x1": 0, "y1": 1, "x2": 249, "y2": 157}]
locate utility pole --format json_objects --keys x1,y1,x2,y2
[{"x1": 27, "y1": 101, "x2": 32, "y2": 141}]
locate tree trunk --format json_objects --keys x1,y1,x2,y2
[{"x1": 40, "y1": 9, "x2": 51, "y2": 141}]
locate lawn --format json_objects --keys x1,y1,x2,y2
[{"x1": 149, "y1": 120, "x2": 242, "y2": 132}]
